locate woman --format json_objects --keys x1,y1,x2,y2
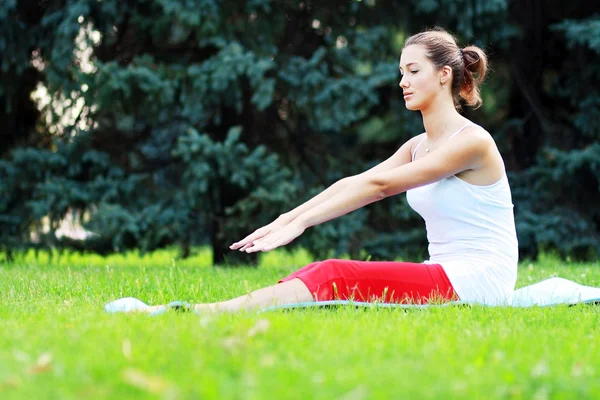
[{"x1": 147, "y1": 28, "x2": 518, "y2": 314}]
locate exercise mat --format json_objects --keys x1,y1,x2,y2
[{"x1": 104, "y1": 277, "x2": 600, "y2": 314}]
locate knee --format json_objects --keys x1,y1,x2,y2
[
  {"x1": 318, "y1": 259, "x2": 344, "y2": 266},
  {"x1": 317, "y1": 259, "x2": 347, "y2": 275}
]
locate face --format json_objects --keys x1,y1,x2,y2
[{"x1": 399, "y1": 45, "x2": 446, "y2": 111}]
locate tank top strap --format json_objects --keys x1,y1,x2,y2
[
  {"x1": 447, "y1": 123, "x2": 474, "y2": 141},
  {"x1": 412, "y1": 136, "x2": 427, "y2": 161}
]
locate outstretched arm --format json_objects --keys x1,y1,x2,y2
[
  {"x1": 230, "y1": 136, "x2": 418, "y2": 250},
  {"x1": 243, "y1": 130, "x2": 490, "y2": 252},
  {"x1": 229, "y1": 178, "x2": 354, "y2": 251}
]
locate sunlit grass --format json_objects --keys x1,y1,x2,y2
[{"x1": 0, "y1": 248, "x2": 599, "y2": 399}]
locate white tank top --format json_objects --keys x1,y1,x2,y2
[{"x1": 406, "y1": 125, "x2": 519, "y2": 305}]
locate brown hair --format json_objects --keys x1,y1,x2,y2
[{"x1": 404, "y1": 28, "x2": 488, "y2": 109}]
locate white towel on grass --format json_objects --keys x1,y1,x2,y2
[{"x1": 511, "y1": 277, "x2": 600, "y2": 307}]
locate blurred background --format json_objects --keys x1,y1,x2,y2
[{"x1": 1, "y1": 0, "x2": 598, "y2": 265}]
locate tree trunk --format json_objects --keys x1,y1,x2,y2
[{"x1": 211, "y1": 213, "x2": 258, "y2": 267}]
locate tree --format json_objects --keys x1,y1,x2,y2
[
  {"x1": 1, "y1": 0, "x2": 599, "y2": 263},
  {"x1": 505, "y1": 5, "x2": 600, "y2": 259}
]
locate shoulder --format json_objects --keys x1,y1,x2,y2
[
  {"x1": 407, "y1": 132, "x2": 426, "y2": 154},
  {"x1": 451, "y1": 124, "x2": 494, "y2": 153},
  {"x1": 448, "y1": 124, "x2": 496, "y2": 169},
  {"x1": 462, "y1": 124, "x2": 493, "y2": 141}
]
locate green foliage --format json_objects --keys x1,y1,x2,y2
[
  {"x1": 510, "y1": 14, "x2": 600, "y2": 260},
  {"x1": 1, "y1": 0, "x2": 599, "y2": 262},
  {"x1": 551, "y1": 15, "x2": 600, "y2": 53}
]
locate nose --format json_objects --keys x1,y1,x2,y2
[{"x1": 399, "y1": 75, "x2": 409, "y2": 89}]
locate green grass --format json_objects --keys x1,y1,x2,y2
[{"x1": 1, "y1": 249, "x2": 600, "y2": 399}]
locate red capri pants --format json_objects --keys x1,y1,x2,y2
[{"x1": 279, "y1": 259, "x2": 458, "y2": 304}]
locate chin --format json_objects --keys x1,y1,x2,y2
[
  {"x1": 404, "y1": 102, "x2": 422, "y2": 111},
  {"x1": 404, "y1": 97, "x2": 427, "y2": 111}
]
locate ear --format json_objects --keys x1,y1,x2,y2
[{"x1": 439, "y1": 66, "x2": 453, "y2": 85}]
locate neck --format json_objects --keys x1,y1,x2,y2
[{"x1": 420, "y1": 98, "x2": 465, "y2": 139}]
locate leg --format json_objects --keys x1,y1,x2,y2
[
  {"x1": 279, "y1": 259, "x2": 458, "y2": 304},
  {"x1": 138, "y1": 264, "x2": 323, "y2": 314},
  {"x1": 141, "y1": 259, "x2": 456, "y2": 314},
  {"x1": 192, "y1": 278, "x2": 314, "y2": 313}
]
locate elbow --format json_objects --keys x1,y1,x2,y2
[{"x1": 367, "y1": 178, "x2": 391, "y2": 200}]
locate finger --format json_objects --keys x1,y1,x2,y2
[
  {"x1": 263, "y1": 230, "x2": 300, "y2": 251},
  {"x1": 260, "y1": 243, "x2": 277, "y2": 252},
  {"x1": 245, "y1": 233, "x2": 272, "y2": 250},
  {"x1": 230, "y1": 236, "x2": 255, "y2": 249},
  {"x1": 247, "y1": 234, "x2": 280, "y2": 253},
  {"x1": 245, "y1": 239, "x2": 267, "y2": 253},
  {"x1": 230, "y1": 229, "x2": 267, "y2": 249},
  {"x1": 230, "y1": 241, "x2": 245, "y2": 250},
  {"x1": 245, "y1": 242, "x2": 264, "y2": 253},
  {"x1": 262, "y1": 237, "x2": 286, "y2": 252},
  {"x1": 238, "y1": 242, "x2": 253, "y2": 251}
]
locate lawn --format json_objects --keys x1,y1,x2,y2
[{"x1": 1, "y1": 249, "x2": 599, "y2": 399}]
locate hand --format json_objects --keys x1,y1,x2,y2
[
  {"x1": 229, "y1": 214, "x2": 293, "y2": 251},
  {"x1": 243, "y1": 220, "x2": 306, "y2": 253}
]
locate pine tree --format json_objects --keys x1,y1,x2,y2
[{"x1": 2, "y1": 0, "x2": 599, "y2": 263}]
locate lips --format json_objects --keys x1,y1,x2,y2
[{"x1": 403, "y1": 92, "x2": 413, "y2": 99}]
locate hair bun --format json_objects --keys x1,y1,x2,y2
[{"x1": 461, "y1": 46, "x2": 486, "y2": 83}]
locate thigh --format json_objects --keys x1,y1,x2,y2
[{"x1": 281, "y1": 259, "x2": 458, "y2": 304}]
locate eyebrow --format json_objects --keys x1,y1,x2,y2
[{"x1": 398, "y1": 62, "x2": 419, "y2": 71}]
